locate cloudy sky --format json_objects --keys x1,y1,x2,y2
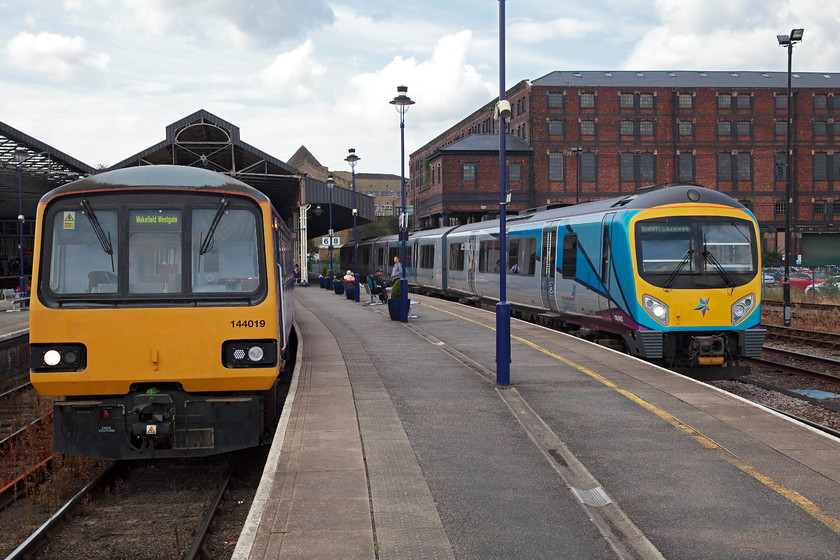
[{"x1": 1, "y1": 0, "x2": 838, "y2": 175}]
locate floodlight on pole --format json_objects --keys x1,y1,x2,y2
[{"x1": 777, "y1": 27, "x2": 803, "y2": 328}]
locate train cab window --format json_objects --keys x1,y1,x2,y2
[
  {"x1": 636, "y1": 217, "x2": 756, "y2": 288},
  {"x1": 49, "y1": 208, "x2": 119, "y2": 294},
  {"x1": 129, "y1": 210, "x2": 182, "y2": 294},
  {"x1": 192, "y1": 208, "x2": 260, "y2": 293}
]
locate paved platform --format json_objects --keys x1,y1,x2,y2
[
  {"x1": 0, "y1": 305, "x2": 28, "y2": 341},
  {"x1": 234, "y1": 286, "x2": 840, "y2": 559}
]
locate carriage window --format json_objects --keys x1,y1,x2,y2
[
  {"x1": 420, "y1": 245, "x2": 434, "y2": 268},
  {"x1": 449, "y1": 243, "x2": 465, "y2": 270},
  {"x1": 49, "y1": 209, "x2": 119, "y2": 294},
  {"x1": 192, "y1": 208, "x2": 260, "y2": 293},
  {"x1": 562, "y1": 234, "x2": 578, "y2": 278},
  {"x1": 129, "y1": 210, "x2": 182, "y2": 294},
  {"x1": 479, "y1": 240, "x2": 501, "y2": 272},
  {"x1": 507, "y1": 239, "x2": 521, "y2": 274}
]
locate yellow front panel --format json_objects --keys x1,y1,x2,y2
[
  {"x1": 30, "y1": 296, "x2": 280, "y2": 396},
  {"x1": 629, "y1": 204, "x2": 762, "y2": 329}
]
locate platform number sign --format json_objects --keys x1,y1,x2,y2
[{"x1": 322, "y1": 236, "x2": 341, "y2": 247}]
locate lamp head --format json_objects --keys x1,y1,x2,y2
[
  {"x1": 790, "y1": 28, "x2": 804, "y2": 42},
  {"x1": 390, "y1": 85, "x2": 415, "y2": 113},
  {"x1": 326, "y1": 174, "x2": 334, "y2": 189},
  {"x1": 345, "y1": 148, "x2": 360, "y2": 166},
  {"x1": 777, "y1": 34, "x2": 790, "y2": 45},
  {"x1": 14, "y1": 146, "x2": 28, "y2": 164}
]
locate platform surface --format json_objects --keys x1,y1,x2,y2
[{"x1": 237, "y1": 286, "x2": 840, "y2": 559}]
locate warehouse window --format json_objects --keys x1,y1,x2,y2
[
  {"x1": 548, "y1": 152, "x2": 564, "y2": 181},
  {"x1": 462, "y1": 163, "x2": 476, "y2": 182},
  {"x1": 548, "y1": 120, "x2": 565, "y2": 136},
  {"x1": 548, "y1": 93, "x2": 564, "y2": 109},
  {"x1": 580, "y1": 92, "x2": 595, "y2": 109}
]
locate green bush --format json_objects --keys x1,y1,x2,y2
[{"x1": 390, "y1": 278, "x2": 401, "y2": 300}]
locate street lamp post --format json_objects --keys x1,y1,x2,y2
[
  {"x1": 14, "y1": 147, "x2": 27, "y2": 295},
  {"x1": 777, "y1": 27, "x2": 804, "y2": 328},
  {"x1": 390, "y1": 85, "x2": 414, "y2": 323},
  {"x1": 495, "y1": 0, "x2": 511, "y2": 386},
  {"x1": 571, "y1": 146, "x2": 583, "y2": 204},
  {"x1": 345, "y1": 148, "x2": 361, "y2": 302},
  {"x1": 327, "y1": 174, "x2": 335, "y2": 288}
]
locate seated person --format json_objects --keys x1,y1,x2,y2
[
  {"x1": 343, "y1": 270, "x2": 355, "y2": 283},
  {"x1": 293, "y1": 264, "x2": 302, "y2": 283},
  {"x1": 371, "y1": 268, "x2": 388, "y2": 301}
]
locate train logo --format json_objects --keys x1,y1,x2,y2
[{"x1": 694, "y1": 297, "x2": 711, "y2": 317}]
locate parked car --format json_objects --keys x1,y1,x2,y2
[{"x1": 785, "y1": 271, "x2": 825, "y2": 291}]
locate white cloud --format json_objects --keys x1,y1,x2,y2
[
  {"x1": 509, "y1": 17, "x2": 603, "y2": 44},
  {"x1": 5, "y1": 31, "x2": 110, "y2": 79},
  {"x1": 257, "y1": 40, "x2": 327, "y2": 100},
  {"x1": 623, "y1": 0, "x2": 840, "y2": 71}
]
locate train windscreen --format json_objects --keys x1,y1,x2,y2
[
  {"x1": 635, "y1": 216, "x2": 756, "y2": 289},
  {"x1": 41, "y1": 192, "x2": 265, "y2": 305}
]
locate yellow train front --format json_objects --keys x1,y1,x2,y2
[{"x1": 29, "y1": 166, "x2": 295, "y2": 459}]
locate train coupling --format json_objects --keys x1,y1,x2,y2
[
  {"x1": 129, "y1": 393, "x2": 175, "y2": 442},
  {"x1": 689, "y1": 335, "x2": 725, "y2": 366}
]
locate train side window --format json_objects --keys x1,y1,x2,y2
[
  {"x1": 420, "y1": 245, "x2": 434, "y2": 268},
  {"x1": 449, "y1": 243, "x2": 465, "y2": 270},
  {"x1": 479, "y1": 240, "x2": 501, "y2": 272},
  {"x1": 507, "y1": 239, "x2": 521, "y2": 274},
  {"x1": 562, "y1": 233, "x2": 578, "y2": 278},
  {"x1": 524, "y1": 237, "x2": 537, "y2": 275}
]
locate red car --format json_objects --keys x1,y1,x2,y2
[{"x1": 785, "y1": 271, "x2": 825, "y2": 291}]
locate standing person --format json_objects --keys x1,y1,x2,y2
[
  {"x1": 293, "y1": 264, "x2": 301, "y2": 284},
  {"x1": 391, "y1": 256, "x2": 402, "y2": 283}
]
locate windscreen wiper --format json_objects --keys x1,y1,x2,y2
[
  {"x1": 199, "y1": 197, "x2": 229, "y2": 255},
  {"x1": 80, "y1": 198, "x2": 114, "y2": 272},
  {"x1": 663, "y1": 248, "x2": 693, "y2": 290},
  {"x1": 702, "y1": 248, "x2": 736, "y2": 288}
]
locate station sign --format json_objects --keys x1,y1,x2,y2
[{"x1": 321, "y1": 236, "x2": 341, "y2": 247}]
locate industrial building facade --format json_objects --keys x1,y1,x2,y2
[{"x1": 409, "y1": 70, "x2": 840, "y2": 253}]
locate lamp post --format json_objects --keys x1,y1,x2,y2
[
  {"x1": 777, "y1": 27, "x2": 803, "y2": 328},
  {"x1": 496, "y1": 0, "x2": 511, "y2": 386},
  {"x1": 571, "y1": 146, "x2": 583, "y2": 204},
  {"x1": 345, "y1": 148, "x2": 361, "y2": 301},
  {"x1": 327, "y1": 174, "x2": 335, "y2": 288},
  {"x1": 14, "y1": 147, "x2": 27, "y2": 295},
  {"x1": 390, "y1": 85, "x2": 414, "y2": 323}
]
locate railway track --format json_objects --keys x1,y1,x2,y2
[{"x1": 6, "y1": 454, "x2": 247, "y2": 560}]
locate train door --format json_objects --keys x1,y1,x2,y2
[
  {"x1": 467, "y1": 233, "x2": 478, "y2": 294},
  {"x1": 598, "y1": 213, "x2": 615, "y2": 318},
  {"x1": 541, "y1": 226, "x2": 559, "y2": 312}
]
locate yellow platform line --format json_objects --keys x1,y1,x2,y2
[{"x1": 423, "y1": 302, "x2": 840, "y2": 535}]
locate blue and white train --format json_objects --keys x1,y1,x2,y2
[{"x1": 342, "y1": 184, "x2": 765, "y2": 378}]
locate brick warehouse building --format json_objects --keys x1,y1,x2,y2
[{"x1": 409, "y1": 70, "x2": 840, "y2": 255}]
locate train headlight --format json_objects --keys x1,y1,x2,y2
[
  {"x1": 223, "y1": 340, "x2": 277, "y2": 368},
  {"x1": 31, "y1": 344, "x2": 86, "y2": 372},
  {"x1": 731, "y1": 293, "x2": 756, "y2": 325},
  {"x1": 642, "y1": 295, "x2": 669, "y2": 326}
]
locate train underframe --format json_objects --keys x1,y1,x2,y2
[{"x1": 52, "y1": 377, "x2": 287, "y2": 460}]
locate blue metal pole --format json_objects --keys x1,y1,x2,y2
[
  {"x1": 496, "y1": 0, "x2": 510, "y2": 386},
  {"x1": 352, "y1": 163, "x2": 360, "y2": 301},
  {"x1": 18, "y1": 166, "x2": 25, "y2": 295},
  {"x1": 328, "y1": 179, "x2": 334, "y2": 288},
  {"x1": 400, "y1": 117, "x2": 408, "y2": 323},
  {"x1": 782, "y1": 39, "x2": 793, "y2": 327}
]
